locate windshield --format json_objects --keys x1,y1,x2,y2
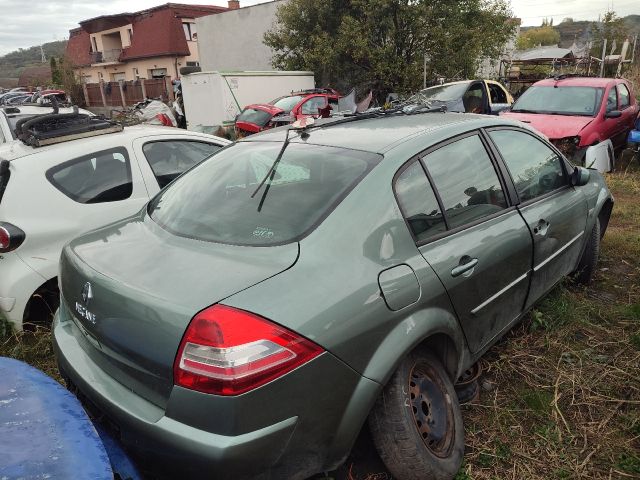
[
  {"x1": 409, "y1": 83, "x2": 471, "y2": 103},
  {"x1": 271, "y1": 95, "x2": 304, "y2": 113},
  {"x1": 237, "y1": 108, "x2": 273, "y2": 127},
  {"x1": 512, "y1": 86, "x2": 604, "y2": 116},
  {"x1": 149, "y1": 141, "x2": 381, "y2": 246}
]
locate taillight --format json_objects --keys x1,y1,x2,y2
[
  {"x1": 173, "y1": 305, "x2": 323, "y2": 396},
  {"x1": 0, "y1": 222, "x2": 25, "y2": 252}
]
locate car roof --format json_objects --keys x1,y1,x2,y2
[
  {"x1": 0, "y1": 125, "x2": 226, "y2": 162},
  {"x1": 532, "y1": 77, "x2": 619, "y2": 88},
  {"x1": 241, "y1": 112, "x2": 524, "y2": 154}
]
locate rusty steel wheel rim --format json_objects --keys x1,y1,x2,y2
[{"x1": 408, "y1": 362, "x2": 455, "y2": 458}]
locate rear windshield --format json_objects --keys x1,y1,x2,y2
[
  {"x1": 271, "y1": 95, "x2": 304, "y2": 113},
  {"x1": 149, "y1": 141, "x2": 381, "y2": 246},
  {"x1": 7, "y1": 114, "x2": 36, "y2": 139},
  {"x1": 512, "y1": 86, "x2": 604, "y2": 116},
  {"x1": 237, "y1": 108, "x2": 273, "y2": 127}
]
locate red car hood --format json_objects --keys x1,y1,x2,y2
[
  {"x1": 501, "y1": 112, "x2": 594, "y2": 142},
  {"x1": 244, "y1": 103, "x2": 285, "y2": 116}
]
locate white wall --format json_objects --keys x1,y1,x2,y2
[{"x1": 196, "y1": 0, "x2": 286, "y2": 71}]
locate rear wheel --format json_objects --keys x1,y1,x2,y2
[{"x1": 368, "y1": 351, "x2": 464, "y2": 480}]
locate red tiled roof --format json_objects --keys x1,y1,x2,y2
[
  {"x1": 65, "y1": 28, "x2": 93, "y2": 67},
  {"x1": 121, "y1": 4, "x2": 227, "y2": 60}
]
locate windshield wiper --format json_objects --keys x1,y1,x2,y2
[
  {"x1": 251, "y1": 127, "x2": 292, "y2": 212},
  {"x1": 511, "y1": 109, "x2": 539, "y2": 114}
]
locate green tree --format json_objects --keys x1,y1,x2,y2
[
  {"x1": 264, "y1": 0, "x2": 515, "y2": 99},
  {"x1": 50, "y1": 57, "x2": 62, "y2": 86},
  {"x1": 516, "y1": 26, "x2": 560, "y2": 50}
]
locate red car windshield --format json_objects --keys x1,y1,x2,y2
[
  {"x1": 271, "y1": 95, "x2": 304, "y2": 113},
  {"x1": 512, "y1": 86, "x2": 604, "y2": 117},
  {"x1": 237, "y1": 108, "x2": 273, "y2": 127}
]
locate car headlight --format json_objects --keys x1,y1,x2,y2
[{"x1": 552, "y1": 136, "x2": 580, "y2": 157}]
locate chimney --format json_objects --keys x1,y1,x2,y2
[{"x1": 228, "y1": 0, "x2": 239, "y2": 9}]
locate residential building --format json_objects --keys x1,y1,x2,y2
[
  {"x1": 65, "y1": 3, "x2": 235, "y2": 83},
  {"x1": 197, "y1": 0, "x2": 284, "y2": 71}
]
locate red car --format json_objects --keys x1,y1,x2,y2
[
  {"x1": 502, "y1": 76, "x2": 638, "y2": 163},
  {"x1": 236, "y1": 88, "x2": 340, "y2": 134}
]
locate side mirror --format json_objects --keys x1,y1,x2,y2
[
  {"x1": 571, "y1": 166, "x2": 591, "y2": 186},
  {"x1": 605, "y1": 110, "x2": 622, "y2": 119}
]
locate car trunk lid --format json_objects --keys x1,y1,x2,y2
[{"x1": 59, "y1": 214, "x2": 299, "y2": 408}]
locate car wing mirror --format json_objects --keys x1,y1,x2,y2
[
  {"x1": 571, "y1": 166, "x2": 591, "y2": 186},
  {"x1": 605, "y1": 110, "x2": 622, "y2": 119}
]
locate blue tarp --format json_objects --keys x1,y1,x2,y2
[{"x1": 0, "y1": 357, "x2": 113, "y2": 479}]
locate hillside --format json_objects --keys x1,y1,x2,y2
[
  {"x1": 0, "y1": 40, "x2": 67, "y2": 81},
  {"x1": 520, "y1": 14, "x2": 639, "y2": 48}
]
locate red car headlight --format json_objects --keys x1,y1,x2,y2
[{"x1": 552, "y1": 136, "x2": 580, "y2": 157}]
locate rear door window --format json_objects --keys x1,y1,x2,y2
[
  {"x1": 46, "y1": 147, "x2": 132, "y2": 203},
  {"x1": 422, "y1": 135, "x2": 507, "y2": 230},
  {"x1": 606, "y1": 87, "x2": 618, "y2": 112},
  {"x1": 395, "y1": 161, "x2": 446, "y2": 242},
  {"x1": 618, "y1": 84, "x2": 630, "y2": 109},
  {"x1": 489, "y1": 130, "x2": 567, "y2": 202},
  {"x1": 142, "y1": 140, "x2": 222, "y2": 188},
  {"x1": 488, "y1": 83, "x2": 508, "y2": 104},
  {"x1": 149, "y1": 142, "x2": 381, "y2": 246},
  {"x1": 300, "y1": 96, "x2": 327, "y2": 115}
]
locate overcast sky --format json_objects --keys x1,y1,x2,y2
[{"x1": 0, "y1": 0, "x2": 638, "y2": 56}]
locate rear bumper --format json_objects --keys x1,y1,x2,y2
[{"x1": 53, "y1": 306, "x2": 381, "y2": 480}]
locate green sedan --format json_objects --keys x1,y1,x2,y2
[{"x1": 53, "y1": 112, "x2": 613, "y2": 480}]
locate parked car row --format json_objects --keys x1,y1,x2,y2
[
  {"x1": 0, "y1": 77, "x2": 621, "y2": 480},
  {"x1": 0, "y1": 89, "x2": 69, "y2": 106}
]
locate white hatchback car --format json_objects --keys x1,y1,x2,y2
[{"x1": 0, "y1": 116, "x2": 229, "y2": 329}]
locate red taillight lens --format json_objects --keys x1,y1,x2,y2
[
  {"x1": 0, "y1": 223, "x2": 25, "y2": 252},
  {"x1": 173, "y1": 305, "x2": 323, "y2": 396},
  {"x1": 0, "y1": 226, "x2": 9, "y2": 249}
]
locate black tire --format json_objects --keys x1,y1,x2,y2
[
  {"x1": 573, "y1": 218, "x2": 600, "y2": 285},
  {"x1": 368, "y1": 351, "x2": 464, "y2": 480}
]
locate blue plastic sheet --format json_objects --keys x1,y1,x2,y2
[{"x1": 0, "y1": 357, "x2": 112, "y2": 479}]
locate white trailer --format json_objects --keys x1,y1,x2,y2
[{"x1": 181, "y1": 71, "x2": 315, "y2": 133}]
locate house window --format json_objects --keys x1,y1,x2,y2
[
  {"x1": 186, "y1": 61, "x2": 199, "y2": 67},
  {"x1": 183, "y1": 22, "x2": 197, "y2": 41},
  {"x1": 112, "y1": 72, "x2": 126, "y2": 82},
  {"x1": 97, "y1": 71, "x2": 104, "y2": 81},
  {"x1": 128, "y1": 28, "x2": 133, "y2": 44},
  {"x1": 150, "y1": 68, "x2": 168, "y2": 78},
  {"x1": 91, "y1": 36, "x2": 98, "y2": 52},
  {"x1": 132, "y1": 67, "x2": 140, "y2": 79}
]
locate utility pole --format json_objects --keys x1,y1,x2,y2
[{"x1": 40, "y1": 45, "x2": 46, "y2": 63}]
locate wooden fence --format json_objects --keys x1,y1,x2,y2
[{"x1": 83, "y1": 78, "x2": 174, "y2": 108}]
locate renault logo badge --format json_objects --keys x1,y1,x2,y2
[{"x1": 81, "y1": 282, "x2": 93, "y2": 305}]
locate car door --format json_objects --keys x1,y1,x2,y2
[
  {"x1": 296, "y1": 96, "x2": 328, "y2": 119},
  {"x1": 601, "y1": 85, "x2": 620, "y2": 147},
  {"x1": 485, "y1": 81, "x2": 513, "y2": 114},
  {"x1": 132, "y1": 136, "x2": 227, "y2": 194},
  {"x1": 462, "y1": 82, "x2": 489, "y2": 114},
  {"x1": 397, "y1": 132, "x2": 533, "y2": 353},
  {"x1": 487, "y1": 128, "x2": 588, "y2": 309},
  {"x1": 616, "y1": 83, "x2": 637, "y2": 146}
]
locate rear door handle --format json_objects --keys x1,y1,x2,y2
[{"x1": 451, "y1": 257, "x2": 478, "y2": 277}]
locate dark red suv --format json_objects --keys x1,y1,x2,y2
[
  {"x1": 236, "y1": 88, "x2": 340, "y2": 134},
  {"x1": 501, "y1": 76, "x2": 638, "y2": 163}
]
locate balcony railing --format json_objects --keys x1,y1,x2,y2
[{"x1": 90, "y1": 48, "x2": 122, "y2": 64}]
